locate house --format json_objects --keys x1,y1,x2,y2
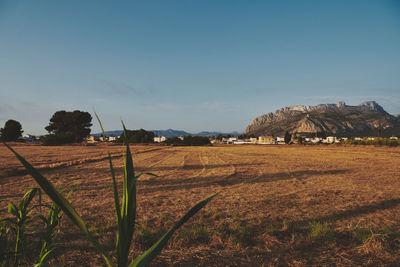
[
  {"x1": 227, "y1": 137, "x2": 237, "y2": 144},
  {"x1": 390, "y1": 136, "x2": 398, "y2": 140},
  {"x1": 22, "y1": 134, "x2": 40, "y2": 144},
  {"x1": 258, "y1": 136, "x2": 275, "y2": 144},
  {"x1": 86, "y1": 136, "x2": 97, "y2": 143},
  {"x1": 324, "y1": 136, "x2": 339, "y2": 144},
  {"x1": 276, "y1": 137, "x2": 285, "y2": 143},
  {"x1": 249, "y1": 137, "x2": 258, "y2": 144},
  {"x1": 108, "y1": 136, "x2": 117, "y2": 141},
  {"x1": 311, "y1": 137, "x2": 321, "y2": 143},
  {"x1": 154, "y1": 136, "x2": 166, "y2": 143}
]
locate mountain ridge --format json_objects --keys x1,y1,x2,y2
[
  {"x1": 93, "y1": 129, "x2": 241, "y2": 138},
  {"x1": 245, "y1": 101, "x2": 400, "y2": 137}
]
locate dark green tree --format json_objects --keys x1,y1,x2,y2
[
  {"x1": 284, "y1": 131, "x2": 291, "y2": 144},
  {"x1": 165, "y1": 135, "x2": 210, "y2": 146},
  {"x1": 45, "y1": 110, "x2": 92, "y2": 143},
  {"x1": 118, "y1": 129, "x2": 155, "y2": 143},
  {"x1": 316, "y1": 131, "x2": 327, "y2": 139},
  {"x1": 0, "y1": 120, "x2": 23, "y2": 141}
]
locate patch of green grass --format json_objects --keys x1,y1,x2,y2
[
  {"x1": 135, "y1": 223, "x2": 165, "y2": 249},
  {"x1": 265, "y1": 222, "x2": 280, "y2": 234},
  {"x1": 231, "y1": 222, "x2": 254, "y2": 246},
  {"x1": 216, "y1": 221, "x2": 232, "y2": 237},
  {"x1": 179, "y1": 224, "x2": 211, "y2": 244},
  {"x1": 351, "y1": 223, "x2": 372, "y2": 244},
  {"x1": 308, "y1": 221, "x2": 335, "y2": 242}
]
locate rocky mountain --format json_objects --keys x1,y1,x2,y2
[{"x1": 245, "y1": 101, "x2": 400, "y2": 137}]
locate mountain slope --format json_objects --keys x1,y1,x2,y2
[{"x1": 245, "y1": 101, "x2": 400, "y2": 137}]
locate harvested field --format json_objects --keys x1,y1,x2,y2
[{"x1": 1, "y1": 143, "x2": 400, "y2": 266}]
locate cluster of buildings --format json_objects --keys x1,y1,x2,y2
[
  {"x1": 85, "y1": 135, "x2": 118, "y2": 143},
  {"x1": 20, "y1": 133, "x2": 400, "y2": 145},
  {"x1": 21, "y1": 134, "x2": 41, "y2": 144},
  {"x1": 210, "y1": 135, "x2": 399, "y2": 145}
]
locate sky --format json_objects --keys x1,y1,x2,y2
[{"x1": 0, "y1": 0, "x2": 400, "y2": 135}]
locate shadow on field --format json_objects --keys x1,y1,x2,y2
[
  {"x1": 137, "y1": 169, "x2": 349, "y2": 193},
  {"x1": 294, "y1": 197, "x2": 400, "y2": 226}
]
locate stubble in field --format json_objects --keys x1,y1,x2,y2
[{"x1": 1, "y1": 144, "x2": 400, "y2": 266}]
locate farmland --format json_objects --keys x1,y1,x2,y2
[{"x1": 1, "y1": 143, "x2": 400, "y2": 266}]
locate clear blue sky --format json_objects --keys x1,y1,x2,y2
[{"x1": 1, "y1": 0, "x2": 399, "y2": 135}]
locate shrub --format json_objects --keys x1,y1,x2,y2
[
  {"x1": 165, "y1": 136, "x2": 211, "y2": 146},
  {"x1": 116, "y1": 129, "x2": 155, "y2": 144},
  {"x1": 41, "y1": 133, "x2": 75, "y2": 146}
]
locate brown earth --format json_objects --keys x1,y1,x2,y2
[{"x1": 1, "y1": 143, "x2": 400, "y2": 266}]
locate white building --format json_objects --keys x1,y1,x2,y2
[
  {"x1": 276, "y1": 137, "x2": 285, "y2": 143},
  {"x1": 227, "y1": 137, "x2": 237, "y2": 144},
  {"x1": 311, "y1": 138, "x2": 321, "y2": 143},
  {"x1": 154, "y1": 136, "x2": 167, "y2": 143}
]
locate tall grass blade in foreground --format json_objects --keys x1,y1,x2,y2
[
  {"x1": 2, "y1": 142, "x2": 114, "y2": 266},
  {"x1": 2, "y1": 118, "x2": 217, "y2": 266}
]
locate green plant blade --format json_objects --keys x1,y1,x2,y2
[
  {"x1": 117, "y1": 121, "x2": 137, "y2": 267},
  {"x1": 108, "y1": 152, "x2": 121, "y2": 225},
  {"x1": 94, "y1": 111, "x2": 107, "y2": 140},
  {"x1": 130, "y1": 193, "x2": 218, "y2": 267},
  {"x1": 2, "y1": 141, "x2": 115, "y2": 267},
  {"x1": 7, "y1": 202, "x2": 18, "y2": 218},
  {"x1": 19, "y1": 188, "x2": 39, "y2": 212}
]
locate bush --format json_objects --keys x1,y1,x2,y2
[
  {"x1": 116, "y1": 129, "x2": 155, "y2": 143},
  {"x1": 41, "y1": 133, "x2": 75, "y2": 146},
  {"x1": 343, "y1": 138, "x2": 400, "y2": 147},
  {"x1": 165, "y1": 136, "x2": 211, "y2": 146}
]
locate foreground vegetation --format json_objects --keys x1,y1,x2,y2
[{"x1": 1, "y1": 121, "x2": 216, "y2": 266}]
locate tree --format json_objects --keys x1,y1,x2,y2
[
  {"x1": 316, "y1": 131, "x2": 327, "y2": 139},
  {"x1": 117, "y1": 129, "x2": 155, "y2": 143},
  {"x1": 45, "y1": 110, "x2": 92, "y2": 143},
  {"x1": 165, "y1": 135, "x2": 211, "y2": 146},
  {"x1": 284, "y1": 131, "x2": 291, "y2": 144},
  {"x1": 0, "y1": 120, "x2": 23, "y2": 141}
]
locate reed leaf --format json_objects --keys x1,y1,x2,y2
[{"x1": 1, "y1": 141, "x2": 114, "y2": 267}]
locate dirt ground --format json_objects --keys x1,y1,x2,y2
[{"x1": 1, "y1": 143, "x2": 400, "y2": 266}]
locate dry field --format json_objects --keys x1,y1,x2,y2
[{"x1": 1, "y1": 143, "x2": 400, "y2": 266}]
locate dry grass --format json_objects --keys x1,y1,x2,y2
[{"x1": 1, "y1": 143, "x2": 400, "y2": 266}]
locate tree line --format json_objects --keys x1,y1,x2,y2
[{"x1": 1, "y1": 110, "x2": 211, "y2": 146}]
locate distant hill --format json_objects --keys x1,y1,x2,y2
[
  {"x1": 153, "y1": 129, "x2": 191, "y2": 138},
  {"x1": 195, "y1": 131, "x2": 241, "y2": 137},
  {"x1": 93, "y1": 129, "x2": 241, "y2": 138},
  {"x1": 245, "y1": 101, "x2": 400, "y2": 137}
]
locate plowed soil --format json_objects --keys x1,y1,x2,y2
[{"x1": 1, "y1": 143, "x2": 400, "y2": 266}]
